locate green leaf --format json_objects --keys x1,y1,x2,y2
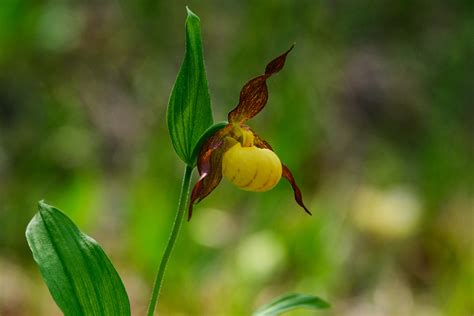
[
  {"x1": 253, "y1": 293, "x2": 330, "y2": 316},
  {"x1": 167, "y1": 7, "x2": 213, "y2": 165},
  {"x1": 190, "y1": 121, "x2": 228, "y2": 167},
  {"x1": 26, "y1": 201, "x2": 131, "y2": 316}
]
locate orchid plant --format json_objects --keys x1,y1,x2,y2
[{"x1": 25, "y1": 8, "x2": 329, "y2": 315}]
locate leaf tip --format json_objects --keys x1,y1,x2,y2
[
  {"x1": 38, "y1": 200, "x2": 53, "y2": 213},
  {"x1": 38, "y1": 199, "x2": 46, "y2": 208},
  {"x1": 186, "y1": 6, "x2": 199, "y2": 20}
]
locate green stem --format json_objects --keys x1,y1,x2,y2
[{"x1": 147, "y1": 165, "x2": 193, "y2": 316}]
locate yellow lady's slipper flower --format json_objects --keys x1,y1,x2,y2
[
  {"x1": 188, "y1": 45, "x2": 311, "y2": 220},
  {"x1": 222, "y1": 125, "x2": 282, "y2": 192}
]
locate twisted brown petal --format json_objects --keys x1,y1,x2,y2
[
  {"x1": 282, "y1": 164, "x2": 312, "y2": 215},
  {"x1": 188, "y1": 125, "x2": 232, "y2": 220},
  {"x1": 252, "y1": 131, "x2": 312, "y2": 215},
  {"x1": 228, "y1": 45, "x2": 294, "y2": 123}
]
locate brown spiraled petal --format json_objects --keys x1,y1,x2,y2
[
  {"x1": 253, "y1": 131, "x2": 312, "y2": 216},
  {"x1": 188, "y1": 125, "x2": 232, "y2": 220},
  {"x1": 228, "y1": 45, "x2": 294, "y2": 123},
  {"x1": 265, "y1": 44, "x2": 294, "y2": 74},
  {"x1": 282, "y1": 164, "x2": 312, "y2": 215},
  {"x1": 228, "y1": 75, "x2": 268, "y2": 123},
  {"x1": 188, "y1": 173, "x2": 210, "y2": 221}
]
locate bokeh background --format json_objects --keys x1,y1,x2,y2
[{"x1": 0, "y1": 1, "x2": 472, "y2": 315}]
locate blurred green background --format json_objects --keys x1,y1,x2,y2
[{"x1": 0, "y1": 1, "x2": 472, "y2": 315}]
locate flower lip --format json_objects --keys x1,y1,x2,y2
[
  {"x1": 222, "y1": 142, "x2": 282, "y2": 192},
  {"x1": 188, "y1": 45, "x2": 312, "y2": 220}
]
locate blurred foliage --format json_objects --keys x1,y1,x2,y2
[{"x1": 0, "y1": 0, "x2": 472, "y2": 315}]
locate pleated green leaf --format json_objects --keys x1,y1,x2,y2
[
  {"x1": 26, "y1": 201, "x2": 131, "y2": 316},
  {"x1": 167, "y1": 7, "x2": 213, "y2": 165},
  {"x1": 253, "y1": 293, "x2": 330, "y2": 316}
]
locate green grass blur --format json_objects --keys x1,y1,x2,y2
[{"x1": 0, "y1": 1, "x2": 472, "y2": 315}]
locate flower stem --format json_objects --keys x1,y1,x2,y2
[{"x1": 147, "y1": 165, "x2": 193, "y2": 316}]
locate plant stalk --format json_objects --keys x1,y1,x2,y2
[{"x1": 147, "y1": 165, "x2": 193, "y2": 316}]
